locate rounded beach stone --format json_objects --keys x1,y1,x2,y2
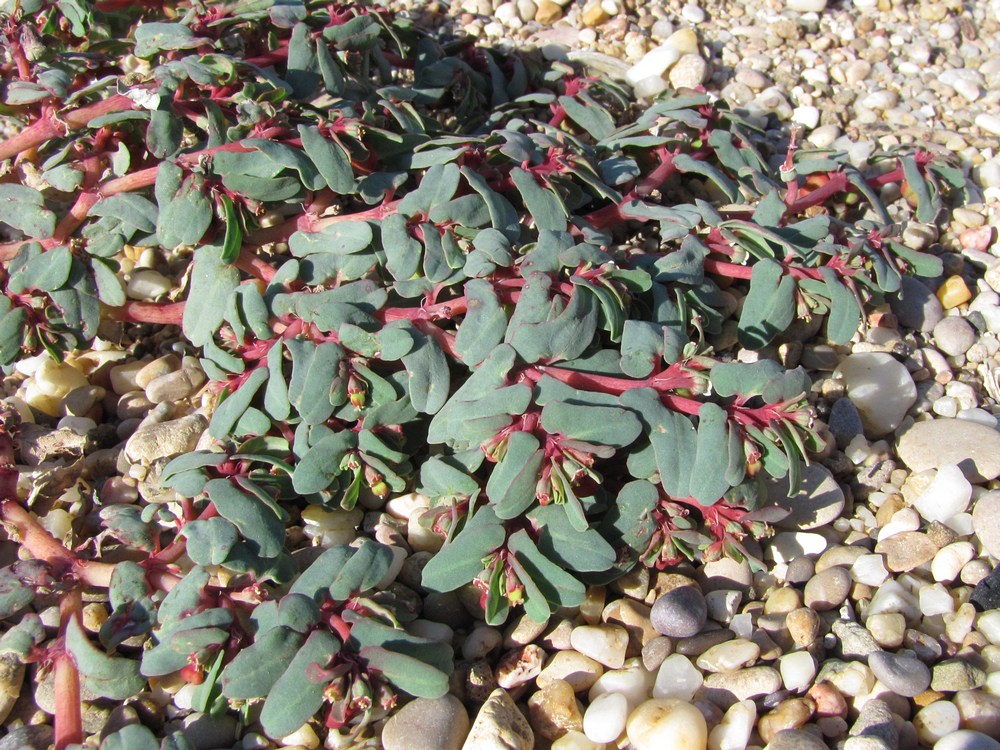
[
  {"x1": 834, "y1": 352, "x2": 917, "y2": 436},
  {"x1": 933, "y1": 316, "x2": 977, "y2": 356},
  {"x1": 650, "y1": 586, "x2": 707, "y2": 638},
  {"x1": 803, "y1": 567, "x2": 851, "y2": 611},
  {"x1": 890, "y1": 275, "x2": 944, "y2": 332},
  {"x1": 867, "y1": 651, "x2": 931, "y2": 697},
  {"x1": 381, "y1": 695, "x2": 469, "y2": 750},
  {"x1": 765, "y1": 729, "x2": 828, "y2": 750},
  {"x1": 625, "y1": 698, "x2": 708, "y2": 750},
  {"x1": 896, "y1": 419, "x2": 1000, "y2": 482},
  {"x1": 933, "y1": 730, "x2": 1000, "y2": 750}
]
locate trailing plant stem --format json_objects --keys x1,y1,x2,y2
[{"x1": 54, "y1": 589, "x2": 84, "y2": 750}]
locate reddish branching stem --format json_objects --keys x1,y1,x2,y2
[{"x1": 53, "y1": 590, "x2": 83, "y2": 750}]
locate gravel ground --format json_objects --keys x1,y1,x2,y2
[{"x1": 4, "y1": 0, "x2": 1000, "y2": 749}]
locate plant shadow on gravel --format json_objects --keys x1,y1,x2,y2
[{"x1": 0, "y1": 1, "x2": 968, "y2": 748}]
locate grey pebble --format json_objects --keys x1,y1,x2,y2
[
  {"x1": 890, "y1": 276, "x2": 944, "y2": 332},
  {"x1": 764, "y1": 729, "x2": 828, "y2": 750},
  {"x1": 832, "y1": 620, "x2": 880, "y2": 659},
  {"x1": 650, "y1": 585, "x2": 708, "y2": 638},
  {"x1": 849, "y1": 699, "x2": 899, "y2": 746},
  {"x1": 382, "y1": 694, "x2": 470, "y2": 750},
  {"x1": 933, "y1": 316, "x2": 977, "y2": 356},
  {"x1": 828, "y1": 397, "x2": 865, "y2": 450},
  {"x1": 867, "y1": 650, "x2": 931, "y2": 697}
]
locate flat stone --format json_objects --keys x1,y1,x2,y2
[
  {"x1": 462, "y1": 689, "x2": 534, "y2": 750},
  {"x1": 874, "y1": 531, "x2": 938, "y2": 572},
  {"x1": 766, "y1": 463, "x2": 845, "y2": 530},
  {"x1": 382, "y1": 695, "x2": 470, "y2": 750},
  {"x1": 867, "y1": 651, "x2": 931, "y2": 697},
  {"x1": 832, "y1": 620, "x2": 880, "y2": 659},
  {"x1": 896, "y1": 419, "x2": 1000, "y2": 482}
]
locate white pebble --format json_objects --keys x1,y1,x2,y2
[
  {"x1": 976, "y1": 113, "x2": 1000, "y2": 137},
  {"x1": 911, "y1": 465, "x2": 972, "y2": 523},
  {"x1": 913, "y1": 700, "x2": 960, "y2": 745},
  {"x1": 851, "y1": 554, "x2": 890, "y2": 586},
  {"x1": 708, "y1": 700, "x2": 756, "y2": 750},
  {"x1": 652, "y1": 654, "x2": 703, "y2": 701},
  {"x1": 868, "y1": 579, "x2": 921, "y2": 621},
  {"x1": 125, "y1": 269, "x2": 173, "y2": 300},
  {"x1": 932, "y1": 542, "x2": 976, "y2": 583},
  {"x1": 791, "y1": 105, "x2": 820, "y2": 129},
  {"x1": 589, "y1": 663, "x2": 656, "y2": 711},
  {"x1": 919, "y1": 583, "x2": 955, "y2": 616},
  {"x1": 977, "y1": 610, "x2": 1000, "y2": 645},
  {"x1": 786, "y1": 0, "x2": 826, "y2": 10},
  {"x1": 779, "y1": 651, "x2": 817, "y2": 692},
  {"x1": 767, "y1": 532, "x2": 828, "y2": 564},
  {"x1": 281, "y1": 724, "x2": 320, "y2": 749},
  {"x1": 876, "y1": 507, "x2": 920, "y2": 542},
  {"x1": 584, "y1": 691, "x2": 629, "y2": 743}
]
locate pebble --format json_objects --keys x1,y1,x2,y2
[
  {"x1": 834, "y1": 352, "x2": 917, "y2": 436},
  {"x1": 931, "y1": 660, "x2": 987, "y2": 692},
  {"x1": 914, "y1": 700, "x2": 961, "y2": 745},
  {"x1": 778, "y1": 651, "x2": 816, "y2": 692},
  {"x1": 891, "y1": 276, "x2": 945, "y2": 332},
  {"x1": 934, "y1": 731, "x2": 1000, "y2": 750},
  {"x1": 589, "y1": 663, "x2": 656, "y2": 710},
  {"x1": 803, "y1": 567, "x2": 851, "y2": 611},
  {"x1": 975, "y1": 113, "x2": 1000, "y2": 137},
  {"x1": 938, "y1": 276, "x2": 973, "y2": 309},
  {"x1": 538, "y1": 651, "x2": 604, "y2": 692},
  {"x1": 867, "y1": 650, "x2": 932, "y2": 697},
  {"x1": 849, "y1": 699, "x2": 898, "y2": 746},
  {"x1": 866, "y1": 613, "x2": 906, "y2": 649},
  {"x1": 786, "y1": 608, "x2": 821, "y2": 647},
  {"x1": 912, "y1": 464, "x2": 973, "y2": 523},
  {"x1": 707, "y1": 700, "x2": 755, "y2": 750},
  {"x1": 934, "y1": 316, "x2": 977, "y2": 357},
  {"x1": 973, "y1": 490, "x2": 1000, "y2": 557},
  {"x1": 582, "y1": 691, "x2": 628, "y2": 743},
  {"x1": 954, "y1": 690, "x2": 1000, "y2": 738},
  {"x1": 851, "y1": 554, "x2": 890, "y2": 587},
  {"x1": 669, "y1": 54, "x2": 709, "y2": 89},
  {"x1": 765, "y1": 729, "x2": 827, "y2": 750},
  {"x1": 696, "y1": 639, "x2": 760, "y2": 673},
  {"x1": 832, "y1": 620, "x2": 880, "y2": 659},
  {"x1": 650, "y1": 586, "x2": 707, "y2": 638},
  {"x1": 757, "y1": 697, "x2": 814, "y2": 743},
  {"x1": 527, "y1": 679, "x2": 584, "y2": 740},
  {"x1": 123, "y1": 414, "x2": 207, "y2": 465},
  {"x1": 463, "y1": 689, "x2": 534, "y2": 750},
  {"x1": 785, "y1": 0, "x2": 826, "y2": 10},
  {"x1": 0, "y1": 654, "x2": 23, "y2": 725},
  {"x1": 626, "y1": 699, "x2": 708, "y2": 750},
  {"x1": 703, "y1": 667, "x2": 782, "y2": 707},
  {"x1": 896, "y1": 419, "x2": 1000, "y2": 482},
  {"x1": 653, "y1": 654, "x2": 704, "y2": 701},
  {"x1": 874, "y1": 531, "x2": 939, "y2": 572},
  {"x1": 570, "y1": 625, "x2": 629, "y2": 669}
]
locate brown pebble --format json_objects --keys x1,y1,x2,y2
[
  {"x1": 527, "y1": 679, "x2": 583, "y2": 740},
  {"x1": 786, "y1": 608, "x2": 821, "y2": 647},
  {"x1": 758, "y1": 697, "x2": 816, "y2": 743},
  {"x1": 874, "y1": 531, "x2": 938, "y2": 572}
]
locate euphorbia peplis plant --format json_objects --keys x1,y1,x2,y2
[{"x1": 0, "y1": 0, "x2": 965, "y2": 746}]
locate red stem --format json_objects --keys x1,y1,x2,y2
[
  {"x1": 53, "y1": 590, "x2": 83, "y2": 750},
  {"x1": 0, "y1": 95, "x2": 136, "y2": 163},
  {"x1": 107, "y1": 301, "x2": 186, "y2": 325}
]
